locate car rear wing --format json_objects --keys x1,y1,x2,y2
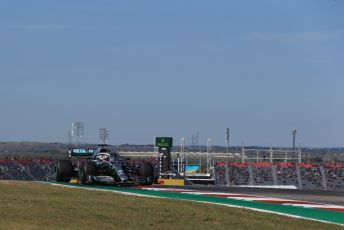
[{"x1": 68, "y1": 149, "x2": 95, "y2": 157}]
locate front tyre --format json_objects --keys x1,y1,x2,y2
[
  {"x1": 56, "y1": 160, "x2": 73, "y2": 182},
  {"x1": 137, "y1": 162, "x2": 154, "y2": 186},
  {"x1": 80, "y1": 161, "x2": 96, "y2": 184}
]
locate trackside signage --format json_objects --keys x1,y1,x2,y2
[
  {"x1": 69, "y1": 149, "x2": 94, "y2": 157},
  {"x1": 155, "y1": 137, "x2": 173, "y2": 148}
]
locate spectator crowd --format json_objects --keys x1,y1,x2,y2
[
  {"x1": 0, "y1": 157, "x2": 55, "y2": 181},
  {"x1": 2, "y1": 156, "x2": 344, "y2": 191},
  {"x1": 0, "y1": 156, "x2": 159, "y2": 182},
  {"x1": 215, "y1": 161, "x2": 344, "y2": 191}
]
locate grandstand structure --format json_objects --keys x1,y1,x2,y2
[
  {"x1": 214, "y1": 161, "x2": 344, "y2": 191},
  {"x1": 118, "y1": 147, "x2": 302, "y2": 184},
  {"x1": 118, "y1": 146, "x2": 302, "y2": 171},
  {"x1": 0, "y1": 158, "x2": 55, "y2": 181}
]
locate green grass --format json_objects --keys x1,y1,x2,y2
[{"x1": 0, "y1": 181, "x2": 343, "y2": 230}]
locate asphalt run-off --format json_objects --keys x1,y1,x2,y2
[{"x1": 49, "y1": 182, "x2": 344, "y2": 226}]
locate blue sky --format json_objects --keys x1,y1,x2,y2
[{"x1": 0, "y1": 1, "x2": 343, "y2": 147}]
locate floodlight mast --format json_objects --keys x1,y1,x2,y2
[
  {"x1": 72, "y1": 122, "x2": 84, "y2": 147},
  {"x1": 99, "y1": 128, "x2": 110, "y2": 145}
]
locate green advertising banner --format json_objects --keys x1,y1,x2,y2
[{"x1": 155, "y1": 137, "x2": 173, "y2": 148}]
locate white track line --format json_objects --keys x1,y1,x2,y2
[{"x1": 140, "y1": 187, "x2": 344, "y2": 211}]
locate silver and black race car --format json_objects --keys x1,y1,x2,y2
[{"x1": 55, "y1": 146, "x2": 154, "y2": 186}]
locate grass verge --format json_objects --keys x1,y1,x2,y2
[{"x1": 0, "y1": 181, "x2": 343, "y2": 230}]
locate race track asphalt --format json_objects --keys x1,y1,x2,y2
[{"x1": 170, "y1": 185, "x2": 344, "y2": 206}]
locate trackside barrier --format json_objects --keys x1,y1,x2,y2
[
  {"x1": 69, "y1": 179, "x2": 80, "y2": 184},
  {"x1": 158, "y1": 179, "x2": 185, "y2": 186}
]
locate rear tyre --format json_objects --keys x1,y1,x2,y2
[
  {"x1": 80, "y1": 161, "x2": 96, "y2": 184},
  {"x1": 56, "y1": 160, "x2": 73, "y2": 182},
  {"x1": 137, "y1": 162, "x2": 154, "y2": 186}
]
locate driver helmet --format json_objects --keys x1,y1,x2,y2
[{"x1": 95, "y1": 153, "x2": 110, "y2": 162}]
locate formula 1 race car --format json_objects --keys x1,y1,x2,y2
[{"x1": 55, "y1": 146, "x2": 154, "y2": 186}]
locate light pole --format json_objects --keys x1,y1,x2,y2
[
  {"x1": 99, "y1": 128, "x2": 110, "y2": 145},
  {"x1": 72, "y1": 122, "x2": 84, "y2": 147},
  {"x1": 207, "y1": 139, "x2": 212, "y2": 173},
  {"x1": 226, "y1": 128, "x2": 230, "y2": 163},
  {"x1": 180, "y1": 137, "x2": 185, "y2": 174},
  {"x1": 292, "y1": 129, "x2": 297, "y2": 150}
]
